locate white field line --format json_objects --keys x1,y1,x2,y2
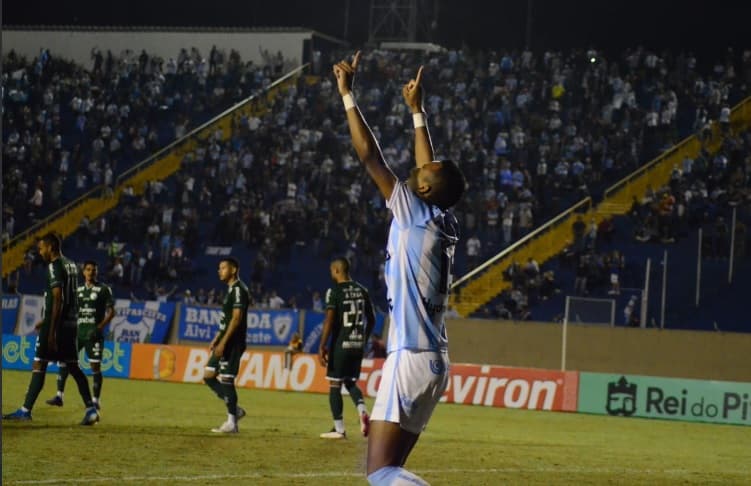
[{"x1": 5, "y1": 467, "x2": 747, "y2": 485}]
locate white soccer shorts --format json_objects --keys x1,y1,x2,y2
[{"x1": 371, "y1": 349, "x2": 450, "y2": 434}]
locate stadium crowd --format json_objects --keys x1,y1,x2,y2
[
  {"x1": 481, "y1": 127, "x2": 751, "y2": 322},
  {"x1": 3, "y1": 46, "x2": 751, "y2": 308},
  {"x1": 1, "y1": 45, "x2": 289, "y2": 235}
]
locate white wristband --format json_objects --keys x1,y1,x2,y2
[
  {"x1": 342, "y1": 93, "x2": 356, "y2": 110},
  {"x1": 413, "y1": 113, "x2": 426, "y2": 128}
]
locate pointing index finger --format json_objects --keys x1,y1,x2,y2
[
  {"x1": 414, "y1": 65, "x2": 424, "y2": 86},
  {"x1": 352, "y1": 50, "x2": 362, "y2": 70}
]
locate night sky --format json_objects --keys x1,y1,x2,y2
[{"x1": 3, "y1": 0, "x2": 749, "y2": 56}]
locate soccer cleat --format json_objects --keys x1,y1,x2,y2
[
  {"x1": 80, "y1": 407, "x2": 100, "y2": 426},
  {"x1": 45, "y1": 396, "x2": 64, "y2": 407},
  {"x1": 236, "y1": 407, "x2": 246, "y2": 421},
  {"x1": 211, "y1": 420, "x2": 239, "y2": 434},
  {"x1": 320, "y1": 428, "x2": 346, "y2": 439},
  {"x1": 360, "y1": 411, "x2": 370, "y2": 437},
  {"x1": 3, "y1": 409, "x2": 32, "y2": 421}
]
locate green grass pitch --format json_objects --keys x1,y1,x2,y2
[{"x1": 3, "y1": 370, "x2": 750, "y2": 485}]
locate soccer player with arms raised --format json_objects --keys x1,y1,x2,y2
[
  {"x1": 318, "y1": 257, "x2": 376, "y2": 439},
  {"x1": 203, "y1": 257, "x2": 249, "y2": 433},
  {"x1": 3, "y1": 233, "x2": 99, "y2": 425},
  {"x1": 47, "y1": 260, "x2": 114, "y2": 410},
  {"x1": 333, "y1": 52, "x2": 465, "y2": 485}
]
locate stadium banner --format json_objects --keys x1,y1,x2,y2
[
  {"x1": 178, "y1": 305, "x2": 299, "y2": 346},
  {"x1": 104, "y1": 299, "x2": 176, "y2": 344},
  {"x1": 129, "y1": 343, "x2": 579, "y2": 411},
  {"x1": 445, "y1": 364, "x2": 579, "y2": 411},
  {"x1": 301, "y1": 311, "x2": 387, "y2": 353},
  {"x1": 1, "y1": 334, "x2": 132, "y2": 378},
  {"x1": 2, "y1": 295, "x2": 20, "y2": 334},
  {"x1": 129, "y1": 344, "x2": 331, "y2": 390},
  {"x1": 301, "y1": 311, "x2": 325, "y2": 352},
  {"x1": 16, "y1": 294, "x2": 44, "y2": 336},
  {"x1": 578, "y1": 372, "x2": 751, "y2": 426}
]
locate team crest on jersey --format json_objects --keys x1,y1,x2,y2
[
  {"x1": 90, "y1": 292, "x2": 98, "y2": 300},
  {"x1": 272, "y1": 314, "x2": 293, "y2": 341},
  {"x1": 429, "y1": 359, "x2": 446, "y2": 375}
]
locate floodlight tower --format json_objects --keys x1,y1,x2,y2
[{"x1": 367, "y1": 0, "x2": 438, "y2": 43}]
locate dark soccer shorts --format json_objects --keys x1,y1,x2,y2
[
  {"x1": 35, "y1": 321, "x2": 79, "y2": 363},
  {"x1": 205, "y1": 344, "x2": 246, "y2": 379},
  {"x1": 326, "y1": 348, "x2": 364, "y2": 382},
  {"x1": 77, "y1": 328, "x2": 104, "y2": 363}
]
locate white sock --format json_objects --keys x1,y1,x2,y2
[
  {"x1": 367, "y1": 466, "x2": 430, "y2": 485},
  {"x1": 92, "y1": 397, "x2": 99, "y2": 404},
  {"x1": 357, "y1": 403, "x2": 368, "y2": 416},
  {"x1": 57, "y1": 391, "x2": 64, "y2": 398},
  {"x1": 334, "y1": 419, "x2": 345, "y2": 433},
  {"x1": 228, "y1": 413, "x2": 237, "y2": 425},
  {"x1": 21, "y1": 406, "x2": 30, "y2": 413}
]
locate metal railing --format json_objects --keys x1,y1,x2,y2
[
  {"x1": 115, "y1": 63, "x2": 309, "y2": 189},
  {"x1": 450, "y1": 197, "x2": 595, "y2": 317},
  {"x1": 3, "y1": 184, "x2": 110, "y2": 252},
  {"x1": 449, "y1": 95, "x2": 751, "y2": 314},
  {"x1": 603, "y1": 95, "x2": 751, "y2": 204},
  {"x1": 452, "y1": 197, "x2": 592, "y2": 290},
  {"x1": 601, "y1": 136, "x2": 695, "y2": 202},
  {"x1": 3, "y1": 64, "x2": 309, "y2": 276}
]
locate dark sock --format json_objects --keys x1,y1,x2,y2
[
  {"x1": 329, "y1": 385, "x2": 343, "y2": 420},
  {"x1": 92, "y1": 372, "x2": 103, "y2": 400},
  {"x1": 204, "y1": 376, "x2": 225, "y2": 400},
  {"x1": 221, "y1": 382, "x2": 238, "y2": 416},
  {"x1": 344, "y1": 380, "x2": 365, "y2": 407},
  {"x1": 57, "y1": 364, "x2": 69, "y2": 393},
  {"x1": 23, "y1": 371, "x2": 46, "y2": 411},
  {"x1": 68, "y1": 364, "x2": 94, "y2": 408}
]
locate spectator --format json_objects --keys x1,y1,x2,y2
[
  {"x1": 466, "y1": 235, "x2": 482, "y2": 270},
  {"x1": 284, "y1": 332, "x2": 303, "y2": 369},
  {"x1": 183, "y1": 290, "x2": 196, "y2": 305},
  {"x1": 268, "y1": 290, "x2": 285, "y2": 309},
  {"x1": 311, "y1": 291, "x2": 324, "y2": 312}
]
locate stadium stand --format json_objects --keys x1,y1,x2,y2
[
  {"x1": 3, "y1": 46, "x2": 750, "y2": 329},
  {"x1": 2, "y1": 46, "x2": 284, "y2": 230}
]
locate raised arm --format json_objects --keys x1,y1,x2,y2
[
  {"x1": 334, "y1": 51, "x2": 397, "y2": 199},
  {"x1": 402, "y1": 66, "x2": 434, "y2": 168}
]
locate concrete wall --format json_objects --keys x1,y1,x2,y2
[
  {"x1": 2, "y1": 28, "x2": 312, "y2": 67},
  {"x1": 446, "y1": 319, "x2": 751, "y2": 382}
]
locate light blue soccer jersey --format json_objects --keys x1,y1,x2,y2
[{"x1": 384, "y1": 181, "x2": 459, "y2": 353}]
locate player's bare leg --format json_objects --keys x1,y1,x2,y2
[{"x1": 366, "y1": 420, "x2": 428, "y2": 485}]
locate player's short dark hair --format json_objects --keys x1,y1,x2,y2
[
  {"x1": 220, "y1": 257, "x2": 240, "y2": 272},
  {"x1": 39, "y1": 232, "x2": 61, "y2": 252},
  {"x1": 331, "y1": 257, "x2": 350, "y2": 274},
  {"x1": 430, "y1": 159, "x2": 466, "y2": 210},
  {"x1": 83, "y1": 260, "x2": 98, "y2": 268}
]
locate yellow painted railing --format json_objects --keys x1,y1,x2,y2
[
  {"x1": 598, "y1": 96, "x2": 751, "y2": 216},
  {"x1": 2, "y1": 65, "x2": 309, "y2": 277},
  {"x1": 451, "y1": 95, "x2": 751, "y2": 316},
  {"x1": 451, "y1": 198, "x2": 595, "y2": 316}
]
